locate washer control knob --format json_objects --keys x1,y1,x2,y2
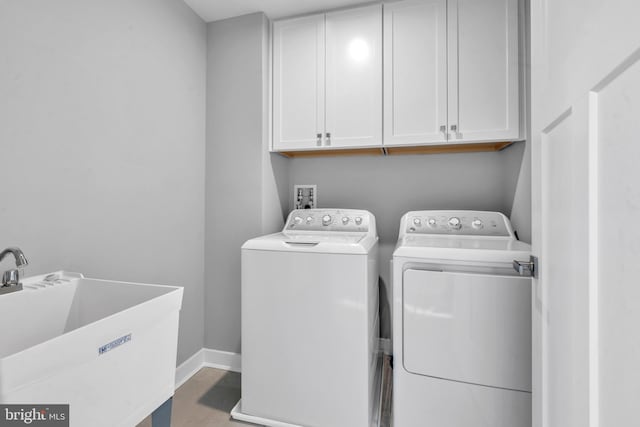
[
  {"x1": 413, "y1": 218, "x2": 422, "y2": 226},
  {"x1": 355, "y1": 217, "x2": 363, "y2": 225},
  {"x1": 427, "y1": 218, "x2": 437, "y2": 227},
  {"x1": 293, "y1": 216, "x2": 303, "y2": 225},
  {"x1": 322, "y1": 215, "x2": 332, "y2": 226},
  {"x1": 472, "y1": 219, "x2": 484, "y2": 229},
  {"x1": 448, "y1": 217, "x2": 462, "y2": 230},
  {"x1": 306, "y1": 216, "x2": 313, "y2": 224},
  {"x1": 342, "y1": 216, "x2": 350, "y2": 225}
]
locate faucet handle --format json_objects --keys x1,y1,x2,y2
[{"x1": 2, "y1": 269, "x2": 19, "y2": 287}]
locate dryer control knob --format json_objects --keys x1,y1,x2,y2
[
  {"x1": 448, "y1": 217, "x2": 462, "y2": 230},
  {"x1": 293, "y1": 216, "x2": 303, "y2": 225},
  {"x1": 427, "y1": 218, "x2": 437, "y2": 227},
  {"x1": 413, "y1": 218, "x2": 422, "y2": 226},
  {"x1": 355, "y1": 217, "x2": 363, "y2": 225},
  {"x1": 306, "y1": 216, "x2": 313, "y2": 223},
  {"x1": 342, "y1": 216, "x2": 350, "y2": 225},
  {"x1": 472, "y1": 219, "x2": 484, "y2": 229},
  {"x1": 322, "y1": 215, "x2": 332, "y2": 226}
]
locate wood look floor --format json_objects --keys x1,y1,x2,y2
[
  {"x1": 137, "y1": 368, "x2": 250, "y2": 427},
  {"x1": 138, "y1": 361, "x2": 392, "y2": 427}
]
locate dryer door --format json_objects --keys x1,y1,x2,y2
[{"x1": 403, "y1": 268, "x2": 531, "y2": 391}]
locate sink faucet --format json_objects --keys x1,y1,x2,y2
[{"x1": 0, "y1": 247, "x2": 29, "y2": 288}]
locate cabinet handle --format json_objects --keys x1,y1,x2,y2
[
  {"x1": 325, "y1": 132, "x2": 331, "y2": 146},
  {"x1": 450, "y1": 125, "x2": 460, "y2": 139},
  {"x1": 440, "y1": 125, "x2": 448, "y2": 139},
  {"x1": 316, "y1": 133, "x2": 322, "y2": 146}
]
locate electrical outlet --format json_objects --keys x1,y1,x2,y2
[{"x1": 294, "y1": 185, "x2": 317, "y2": 209}]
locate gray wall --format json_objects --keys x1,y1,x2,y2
[
  {"x1": 205, "y1": 13, "x2": 287, "y2": 353},
  {"x1": 0, "y1": 0, "x2": 207, "y2": 364}
]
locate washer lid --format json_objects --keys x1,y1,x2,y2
[
  {"x1": 243, "y1": 208, "x2": 378, "y2": 254},
  {"x1": 393, "y1": 235, "x2": 531, "y2": 264},
  {"x1": 242, "y1": 232, "x2": 377, "y2": 255}
]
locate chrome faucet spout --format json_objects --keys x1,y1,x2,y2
[
  {"x1": 0, "y1": 247, "x2": 29, "y2": 267},
  {"x1": 0, "y1": 247, "x2": 28, "y2": 290}
]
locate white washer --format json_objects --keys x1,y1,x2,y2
[
  {"x1": 392, "y1": 210, "x2": 532, "y2": 427},
  {"x1": 232, "y1": 209, "x2": 380, "y2": 427}
]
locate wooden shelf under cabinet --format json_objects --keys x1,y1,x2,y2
[{"x1": 275, "y1": 141, "x2": 514, "y2": 158}]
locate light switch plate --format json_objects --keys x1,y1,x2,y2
[{"x1": 294, "y1": 185, "x2": 317, "y2": 209}]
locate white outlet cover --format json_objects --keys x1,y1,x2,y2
[{"x1": 293, "y1": 185, "x2": 317, "y2": 210}]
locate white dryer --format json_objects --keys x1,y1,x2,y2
[
  {"x1": 232, "y1": 209, "x2": 380, "y2": 427},
  {"x1": 392, "y1": 210, "x2": 532, "y2": 427}
]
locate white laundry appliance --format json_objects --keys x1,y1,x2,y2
[
  {"x1": 392, "y1": 210, "x2": 533, "y2": 427},
  {"x1": 231, "y1": 209, "x2": 381, "y2": 427}
]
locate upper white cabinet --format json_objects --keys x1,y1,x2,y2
[
  {"x1": 272, "y1": 15, "x2": 325, "y2": 151},
  {"x1": 451, "y1": 0, "x2": 520, "y2": 142},
  {"x1": 384, "y1": 0, "x2": 521, "y2": 146},
  {"x1": 273, "y1": 0, "x2": 521, "y2": 154},
  {"x1": 383, "y1": 0, "x2": 448, "y2": 145},
  {"x1": 272, "y1": 5, "x2": 382, "y2": 151},
  {"x1": 325, "y1": 6, "x2": 383, "y2": 148}
]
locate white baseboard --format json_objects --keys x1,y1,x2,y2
[
  {"x1": 175, "y1": 349, "x2": 205, "y2": 389},
  {"x1": 202, "y1": 348, "x2": 242, "y2": 372},
  {"x1": 175, "y1": 348, "x2": 241, "y2": 389}
]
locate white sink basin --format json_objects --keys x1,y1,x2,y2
[{"x1": 0, "y1": 271, "x2": 183, "y2": 427}]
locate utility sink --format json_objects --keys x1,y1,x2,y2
[{"x1": 0, "y1": 271, "x2": 183, "y2": 427}]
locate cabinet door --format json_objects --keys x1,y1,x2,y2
[
  {"x1": 449, "y1": 0, "x2": 520, "y2": 142},
  {"x1": 383, "y1": 0, "x2": 448, "y2": 146},
  {"x1": 272, "y1": 15, "x2": 325, "y2": 150},
  {"x1": 325, "y1": 5, "x2": 382, "y2": 148}
]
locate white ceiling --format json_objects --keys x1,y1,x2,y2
[{"x1": 183, "y1": 0, "x2": 375, "y2": 22}]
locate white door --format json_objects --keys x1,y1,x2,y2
[
  {"x1": 383, "y1": 0, "x2": 448, "y2": 146},
  {"x1": 325, "y1": 4, "x2": 382, "y2": 148},
  {"x1": 272, "y1": 15, "x2": 325, "y2": 150},
  {"x1": 450, "y1": 0, "x2": 520, "y2": 142},
  {"x1": 531, "y1": 1, "x2": 640, "y2": 426}
]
